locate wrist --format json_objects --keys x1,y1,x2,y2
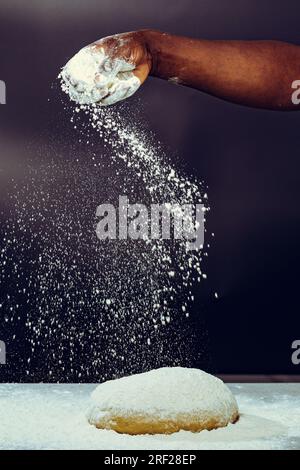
[{"x1": 137, "y1": 29, "x2": 165, "y2": 76}]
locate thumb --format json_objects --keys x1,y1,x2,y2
[{"x1": 133, "y1": 61, "x2": 151, "y2": 85}]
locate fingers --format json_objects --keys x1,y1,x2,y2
[
  {"x1": 95, "y1": 56, "x2": 124, "y2": 83},
  {"x1": 60, "y1": 46, "x2": 108, "y2": 104},
  {"x1": 100, "y1": 73, "x2": 141, "y2": 106},
  {"x1": 60, "y1": 44, "x2": 146, "y2": 105},
  {"x1": 92, "y1": 50, "x2": 142, "y2": 106},
  {"x1": 62, "y1": 70, "x2": 109, "y2": 104},
  {"x1": 96, "y1": 61, "x2": 150, "y2": 106},
  {"x1": 95, "y1": 58, "x2": 150, "y2": 105},
  {"x1": 133, "y1": 62, "x2": 151, "y2": 85}
]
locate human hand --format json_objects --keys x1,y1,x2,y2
[{"x1": 60, "y1": 31, "x2": 152, "y2": 106}]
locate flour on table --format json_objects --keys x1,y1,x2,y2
[
  {"x1": 87, "y1": 367, "x2": 239, "y2": 434},
  {"x1": 0, "y1": 383, "x2": 293, "y2": 450}
]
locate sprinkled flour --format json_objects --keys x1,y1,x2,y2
[
  {"x1": 0, "y1": 55, "x2": 210, "y2": 382},
  {"x1": 67, "y1": 102, "x2": 208, "y2": 322},
  {"x1": 58, "y1": 45, "x2": 210, "y2": 382}
]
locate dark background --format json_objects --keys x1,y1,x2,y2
[{"x1": 0, "y1": 0, "x2": 300, "y2": 379}]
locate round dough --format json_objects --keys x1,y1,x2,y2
[{"x1": 87, "y1": 367, "x2": 239, "y2": 435}]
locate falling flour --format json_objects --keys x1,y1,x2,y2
[
  {"x1": 62, "y1": 100, "x2": 209, "y2": 326},
  {"x1": 0, "y1": 54, "x2": 210, "y2": 383}
]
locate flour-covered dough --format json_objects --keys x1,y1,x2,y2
[{"x1": 87, "y1": 367, "x2": 239, "y2": 435}]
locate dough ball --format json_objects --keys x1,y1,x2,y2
[{"x1": 87, "y1": 367, "x2": 239, "y2": 435}]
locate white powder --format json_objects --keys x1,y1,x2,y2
[
  {"x1": 58, "y1": 46, "x2": 209, "y2": 336},
  {"x1": 68, "y1": 102, "x2": 209, "y2": 327},
  {"x1": 0, "y1": 52, "x2": 210, "y2": 383},
  {"x1": 87, "y1": 367, "x2": 238, "y2": 423},
  {"x1": 59, "y1": 46, "x2": 141, "y2": 106},
  {"x1": 1, "y1": 383, "x2": 293, "y2": 450}
]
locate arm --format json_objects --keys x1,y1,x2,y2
[
  {"x1": 146, "y1": 30, "x2": 300, "y2": 110},
  {"x1": 61, "y1": 30, "x2": 300, "y2": 110}
]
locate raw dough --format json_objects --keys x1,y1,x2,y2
[{"x1": 87, "y1": 367, "x2": 239, "y2": 435}]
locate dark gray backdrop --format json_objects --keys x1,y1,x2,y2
[{"x1": 0, "y1": 0, "x2": 300, "y2": 378}]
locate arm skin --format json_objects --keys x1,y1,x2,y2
[
  {"x1": 137, "y1": 30, "x2": 300, "y2": 110},
  {"x1": 144, "y1": 30, "x2": 300, "y2": 110}
]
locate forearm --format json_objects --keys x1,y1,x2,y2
[{"x1": 142, "y1": 30, "x2": 300, "y2": 110}]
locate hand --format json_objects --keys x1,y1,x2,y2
[{"x1": 60, "y1": 31, "x2": 152, "y2": 106}]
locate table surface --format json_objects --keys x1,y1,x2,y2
[{"x1": 0, "y1": 383, "x2": 299, "y2": 450}]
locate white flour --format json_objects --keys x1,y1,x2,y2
[
  {"x1": 0, "y1": 52, "x2": 210, "y2": 382},
  {"x1": 59, "y1": 46, "x2": 140, "y2": 106},
  {"x1": 58, "y1": 45, "x2": 210, "y2": 347},
  {"x1": 87, "y1": 367, "x2": 238, "y2": 423},
  {"x1": 0, "y1": 383, "x2": 295, "y2": 450},
  {"x1": 65, "y1": 103, "x2": 208, "y2": 328}
]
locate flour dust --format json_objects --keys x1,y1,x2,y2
[{"x1": 0, "y1": 95, "x2": 210, "y2": 382}]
